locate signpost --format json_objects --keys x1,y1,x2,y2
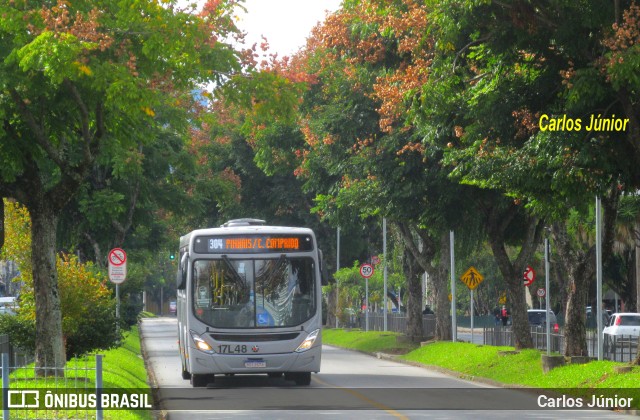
[
  {"x1": 108, "y1": 248, "x2": 127, "y2": 284},
  {"x1": 460, "y1": 266, "x2": 484, "y2": 343},
  {"x1": 108, "y1": 248, "x2": 127, "y2": 339},
  {"x1": 360, "y1": 263, "x2": 374, "y2": 331}
]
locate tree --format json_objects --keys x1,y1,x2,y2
[
  {"x1": 412, "y1": 0, "x2": 639, "y2": 353},
  {"x1": 1, "y1": 200, "x2": 119, "y2": 357},
  {"x1": 0, "y1": 0, "x2": 243, "y2": 372}
]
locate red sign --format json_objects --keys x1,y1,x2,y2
[
  {"x1": 360, "y1": 263, "x2": 374, "y2": 279},
  {"x1": 537, "y1": 288, "x2": 546, "y2": 298},
  {"x1": 108, "y1": 248, "x2": 127, "y2": 266},
  {"x1": 371, "y1": 255, "x2": 381, "y2": 265},
  {"x1": 523, "y1": 265, "x2": 535, "y2": 287},
  {"x1": 108, "y1": 248, "x2": 127, "y2": 284}
]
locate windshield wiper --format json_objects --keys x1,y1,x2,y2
[{"x1": 221, "y1": 255, "x2": 250, "y2": 296}]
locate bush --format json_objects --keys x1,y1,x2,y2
[
  {"x1": 1, "y1": 200, "x2": 123, "y2": 358},
  {"x1": 0, "y1": 314, "x2": 36, "y2": 354},
  {"x1": 64, "y1": 300, "x2": 122, "y2": 357},
  {"x1": 2, "y1": 254, "x2": 123, "y2": 358}
]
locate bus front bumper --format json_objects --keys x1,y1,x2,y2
[{"x1": 189, "y1": 344, "x2": 321, "y2": 375}]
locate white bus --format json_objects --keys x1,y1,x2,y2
[{"x1": 176, "y1": 219, "x2": 326, "y2": 387}]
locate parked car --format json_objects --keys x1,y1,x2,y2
[
  {"x1": 602, "y1": 313, "x2": 640, "y2": 337},
  {"x1": 527, "y1": 309, "x2": 559, "y2": 333}
]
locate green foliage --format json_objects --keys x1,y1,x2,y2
[
  {"x1": 333, "y1": 259, "x2": 404, "y2": 315},
  {"x1": 0, "y1": 0, "x2": 248, "y2": 365},
  {"x1": 1, "y1": 201, "x2": 122, "y2": 357},
  {"x1": 0, "y1": 314, "x2": 36, "y2": 354}
]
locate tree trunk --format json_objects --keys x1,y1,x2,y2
[
  {"x1": 0, "y1": 198, "x2": 4, "y2": 251},
  {"x1": 553, "y1": 222, "x2": 593, "y2": 357},
  {"x1": 30, "y1": 203, "x2": 65, "y2": 374},
  {"x1": 326, "y1": 285, "x2": 337, "y2": 328},
  {"x1": 564, "y1": 271, "x2": 590, "y2": 356},
  {"x1": 553, "y1": 189, "x2": 619, "y2": 357},
  {"x1": 494, "y1": 257, "x2": 533, "y2": 349},
  {"x1": 396, "y1": 224, "x2": 452, "y2": 341},
  {"x1": 486, "y1": 207, "x2": 543, "y2": 349},
  {"x1": 404, "y1": 247, "x2": 423, "y2": 341},
  {"x1": 636, "y1": 244, "x2": 640, "y2": 313},
  {"x1": 636, "y1": 245, "x2": 640, "y2": 365},
  {"x1": 433, "y1": 236, "x2": 452, "y2": 340}
]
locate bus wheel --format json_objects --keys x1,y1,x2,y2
[
  {"x1": 191, "y1": 373, "x2": 211, "y2": 387},
  {"x1": 294, "y1": 372, "x2": 311, "y2": 386}
]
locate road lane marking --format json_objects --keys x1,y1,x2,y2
[{"x1": 312, "y1": 376, "x2": 410, "y2": 420}]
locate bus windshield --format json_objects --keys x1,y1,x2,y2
[{"x1": 192, "y1": 257, "x2": 316, "y2": 328}]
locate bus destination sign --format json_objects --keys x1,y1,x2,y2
[{"x1": 194, "y1": 234, "x2": 313, "y2": 254}]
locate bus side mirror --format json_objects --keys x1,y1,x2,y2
[
  {"x1": 318, "y1": 249, "x2": 329, "y2": 286},
  {"x1": 177, "y1": 252, "x2": 188, "y2": 290}
]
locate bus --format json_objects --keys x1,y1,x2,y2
[{"x1": 176, "y1": 219, "x2": 326, "y2": 387}]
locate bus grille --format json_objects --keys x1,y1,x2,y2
[{"x1": 210, "y1": 332, "x2": 301, "y2": 342}]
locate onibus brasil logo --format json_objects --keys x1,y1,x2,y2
[{"x1": 6, "y1": 389, "x2": 152, "y2": 410}]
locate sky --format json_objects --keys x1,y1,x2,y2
[{"x1": 234, "y1": 0, "x2": 343, "y2": 58}]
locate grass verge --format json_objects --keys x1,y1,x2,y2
[
  {"x1": 323, "y1": 328, "x2": 640, "y2": 409},
  {"x1": 5, "y1": 326, "x2": 152, "y2": 419},
  {"x1": 322, "y1": 328, "x2": 418, "y2": 354}
]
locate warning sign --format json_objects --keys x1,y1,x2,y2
[{"x1": 460, "y1": 266, "x2": 484, "y2": 290}]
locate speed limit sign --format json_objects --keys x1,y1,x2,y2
[{"x1": 360, "y1": 263, "x2": 374, "y2": 279}]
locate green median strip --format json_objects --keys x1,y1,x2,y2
[{"x1": 323, "y1": 328, "x2": 640, "y2": 410}]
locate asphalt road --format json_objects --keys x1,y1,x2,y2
[{"x1": 140, "y1": 317, "x2": 637, "y2": 419}]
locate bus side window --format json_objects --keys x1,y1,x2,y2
[{"x1": 177, "y1": 252, "x2": 188, "y2": 290}]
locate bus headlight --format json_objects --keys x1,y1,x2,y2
[
  {"x1": 190, "y1": 330, "x2": 215, "y2": 354},
  {"x1": 295, "y1": 329, "x2": 319, "y2": 353}
]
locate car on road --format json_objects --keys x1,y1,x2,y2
[
  {"x1": 527, "y1": 309, "x2": 559, "y2": 333},
  {"x1": 603, "y1": 313, "x2": 640, "y2": 351},
  {"x1": 603, "y1": 313, "x2": 640, "y2": 337}
]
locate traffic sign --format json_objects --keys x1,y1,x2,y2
[
  {"x1": 108, "y1": 248, "x2": 127, "y2": 284},
  {"x1": 499, "y1": 291, "x2": 507, "y2": 304},
  {"x1": 460, "y1": 266, "x2": 484, "y2": 290},
  {"x1": 537, "y1": 288, "x2": 546, "y2": 298},
  {"x1": 360, "y1": 263, "x2": 374, "y2": 278},
  {"x1": 523, "y1": 265, "x2": 535, "y2": 287},
  {"x1": 371, "y1": 255, "x2": 381, "y2": 265},
  {"x1": 108, "y1": 248, "x2": 127, "y2": 266}
]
